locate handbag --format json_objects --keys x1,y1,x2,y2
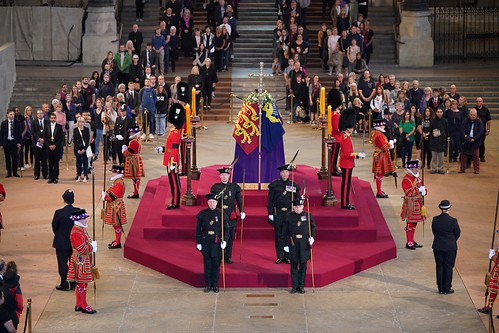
[
  {"x1": 86, "y1": 146, "x2": 93, "y2": 158},
  {"x1": 432, "y1": 128, "x2": 441, "y2": 138},
  {"x1": 296, "y1": 105, "x2": 306, "y2": 118}
]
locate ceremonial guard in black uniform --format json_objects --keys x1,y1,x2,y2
[
  {"x1": 283, "y1": 198, "x2": 316, "y2": 294},
  {"x1": 196, "y1": 193, "x2": 229, "y2": 293},
  {"x1": 210, "y1": 167, "x2": 245, "y2": 264},
  {"x1": 267, "y1": 164, "x2": 301, "y2": 264}
]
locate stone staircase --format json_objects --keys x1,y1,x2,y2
[{"x1": 232, "y1": 0, "x2": 276, "y2": 67}]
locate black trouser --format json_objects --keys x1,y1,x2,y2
[
  {"x1": 332, "y1": 142, "x2": 340, "y2": 173},
  {"x1": 47, "y1": 146, "x2": 60, "y2": 181},
  {"x1": 433, "y1": 249, "x2": 457, "y2": 293},
  {"x1": 167, "y1": 169, "x2": 181, "y2": 207},
  {"x1": 273, "y1": 211, "x2": 285, "y2": 259},
  {"x1": 203, "y1": 88, "x2": 213, "y2": 107},
  {"x1": 115, "y1": 140, "x2": 125, "y2": 165},
  {"x1": 341, "y1": 167, "x2": 352, "y2": 207},
  {"x1": 3, "y1": 140, "x2": 18, "y2": 176},
  {"x1": 421, "y1": 139, "x2": 432, "y2": 168},
  {"x1": 33, "y1": 146, "x2": 48, "y2": 178},
  {"x1": 56, "y1": 248, "x2": 72, "y2": 288},
  {"x1": 224, "y1": 221, "x2": 237, "y2": 260},
  {"x1": 203, "y1": 255, "x2": 221, "y2": 288},
  {"x1": 135, "y1": 0, "x2": 144, "y2": 19},
  {"x1": 291, "y1": 260, "x2": 307, "y2": 289}
]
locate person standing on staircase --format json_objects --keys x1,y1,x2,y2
[{"x1": 200, "y1": 58, "x2": 218, "y2": 111}]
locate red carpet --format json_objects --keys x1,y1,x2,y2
[{"x1": 124, "y1": 165, "x2": 397, "y2": 288}]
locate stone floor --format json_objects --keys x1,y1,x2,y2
[
  {"x1": 2, "y1": 64, "x2": 497, "y2": 333},
  {"x1": 0, "y1": 120, "x2": 495, "y2": 333}
]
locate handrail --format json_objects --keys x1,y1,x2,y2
[{"x1": 393, "y1": 0, "x2": 404, "y2": 64}]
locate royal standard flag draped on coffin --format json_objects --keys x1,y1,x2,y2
[{"x1": 232, "y1": 92, "x2": 285, "y2": 184}]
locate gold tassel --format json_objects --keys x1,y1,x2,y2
[{"x1": 92, "y1": 266, "x2": 100, "y2": 280}]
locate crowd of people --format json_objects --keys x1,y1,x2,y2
[{"x1": 0, "y1": 259, "x2": 23, "y2": 333}]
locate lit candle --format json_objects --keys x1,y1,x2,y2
[
  {"x1": 320, "y1": 87, "x2": 326, "y2": 116},
  {"x1": 327, "y1": 105, "x2": 332, "y2": 136},
  {"x1": 185, "y1": 104, "x2": 191, "y2": 136},
  {"x1": 191, "y1": 87, "x2": 196, "y2": 116}
]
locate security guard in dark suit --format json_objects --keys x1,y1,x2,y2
[
  {"x1": 51, "y1": 189, "x2": 78, "y2": 291},
  {"x1": 432, "y1": 199, "x2": 461, "y2": 295},
  {"x1": 283, "y1": 197, "x2": 316, "y2": 294},
  {"x1": 210, "y1": 167, "x2": 245, "y2": 264},
  {"x1": 267, "y1": 164, "x2": 301, "y2": 264},
  {"x1": 196, "y1": 193, "x2": 229, "y2": 293}
]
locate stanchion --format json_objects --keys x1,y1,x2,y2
[
  {"x1": 446, "y1": 137, "x2": 451, "y2": 174},
  {"x1": 368, "y1": 109, "x2": 373, "y2": 143},
  {"x1": 27, "y1": 298, "x2": 32, "y2": 333},
  {"x1": 65, "y1": 132, "x2": 69, "y2": 170},
  {"x1": 323, "y1": 135, "x2": 338, "y2": 206},
  {"x1": 198, "y1": 97, "x2": 208, "y2": 130},
  {"x1": 143, "y1": 108, "x2": 151, "y2": 142},
  {"x1": 191, "y1": 114, "x2": 201, "y2": 180},
  {"x1": 317, "y1": 115, "x2": 328, "y2": 179},
  {"x1": 181, "y1": 135, "x2": 197, "y2": 206},
  {"x1": 227, "y1": 92, "x2": 236, "y2": 124},
  {"x1": 286, "y1": 93, "x2": 294, "y2": 124}
]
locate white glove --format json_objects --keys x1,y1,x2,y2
[
  {"x1": 283, "y1": 246, "x2": 289, "y2": 253},
  {"x1": 309, "y1": 237, "x2": 315, "y2": 246},
  {"x1": 389, "y1": 140, "x2": 394, "y2": 149},
  {"x1": 121, "y1": 144, "x2": 127, "y2": 153},
  {"x1": 155, "y1": 146, "x2": 163, "y2": 154},
  {"x1": 268, "y1": 215, "x2": 274, "y2": 221},
  {"x1": 170, "y1": 163, "x2": 176, "y2": 170},
  {"x1": 197, "y1": 244, "x2": 202, "y2": 251},
  {"x1": 91, "y1": 241, "x2": 97, "y2": 253},
  {"x1": 220, "y1": 241, "x2": 227, "y2": 249},
  {"x1": 418, "y1": 185, "x2": 426, "y2": 196},
  {"x1": 393, "y1": 138, "x2": 397, "y2": 143},
  {"x1": 358, "y1": 152, "x2": 366, "y2": 159},
  {"x1": 490, "y1": 249, "x2": 496, "y2": 259},
  {"x1": 240, "y1": 212, "x2": 246, "y2": 220},
  {"x1": 101, "y1": 191, "x2": 106, "y2": 201},
  {"x1": 116, "y1": 134, "x2": 124, "y2": 141}
]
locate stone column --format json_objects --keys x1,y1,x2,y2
[
  {"x1": 398, "y1": 0, "x2": 434, "y2": 67},
  {"x1": 82, "y1": 0, "x2": 117, "y2": 66}
]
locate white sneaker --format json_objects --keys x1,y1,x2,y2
[
  {"x1": 76, "y1": 177, "x2": 81, "y2": 183},
  {"x1": 140, "y1": 134, "x2": 146, "y2": 140},
  {"x1": 83, "y1": 177, "x2": 88, "y2": 183},
  {"x1": 20, "y1": 167, "x2": 25, "y2": 171},
  {"x1": 149, "y1": 134, "x2": 154, "y2": 139},
  {"x1": 24, "y1": 164, "x2": 31, "y2": 168}
]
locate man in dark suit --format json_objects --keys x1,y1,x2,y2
[
  {"x1": 52, "y1": 189, "x2": 77, "y2": 291},
  {"x1": 128, "y1": 23, "x2": 143, "y2": 56},
  {"x1": 44, "y1": 112, "x2": 64, "y2": 184},
  {"x1": 114, "y1": 104, "x2": 133, "y2": 164},
  {"x1": 141, "y1": 43, "x2": 158, "y2": 75},
  {"x1": 125, "y1": 81, "x2": 140, "y2": 121},
  {"x1": 0, "y1": 109, "x2": 22, "y2": 177},
  {"x1": 432, "y1": 199, "x2": 461, "y2": 295},
  {"x1": 32, "y1": 108, "x2": 48, "y2": 180}
]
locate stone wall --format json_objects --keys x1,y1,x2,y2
[{"x1": 0, "y1": 43, "x2": 16, "y2": 120}]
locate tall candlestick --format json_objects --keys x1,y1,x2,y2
[
  {"x1": 191, "y1": 87, "x2": 196, "y2": 116},
  {"x1": 186, "y1": 104, "x2": 191, "y2": 136},
  {"x1": 320, "y1": 87, "x2": 326, "y2": 116},
  {"x1": 327, "y1": 105, "x2": 332, "y2": 136}
]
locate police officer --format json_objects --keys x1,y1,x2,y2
[
  {"x1": 210, "y1": 167, "x2": 245, "y2": 264},
  {"x1": 267, "y1": 164, "x2": 301, "y2": 264},
  {"x1": 283, "y1": 197, "x2": 316, "y2": 294},
  {"x1": 196, "y1": 193, "x2": 229, "y2": 293}
]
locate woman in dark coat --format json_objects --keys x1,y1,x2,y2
[{"x1": 180, "y1": 8, "x2": 194, "y2": 57}]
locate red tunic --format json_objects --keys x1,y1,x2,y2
[
  {"x1": 67, "y1": 225, "x2": 93, "y2": 283},
  {"x1": 372, "y1": 130, "x2": 395, "y2": 175},
  {"x1": 400, "y1": 173, "x2": 424, "y2": 223},
  {"x1": 104, "y1": 178, "x2": 127, "y2": 226},
  {"x1": 124, "y1": 138, "x2": 145, "y2": 178},
  {"x1": 339, "y1": 133, "x2": 355, "y2": 169},
  {"x1": 489, "y1": 257, "x2": 499, "y2": 293},
  {"x1": 329, "y1": 110, "x2": 342, "y2": 141},
  {"x1": 162, "y1": 128, "x2": 182, "y2": 170}
]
